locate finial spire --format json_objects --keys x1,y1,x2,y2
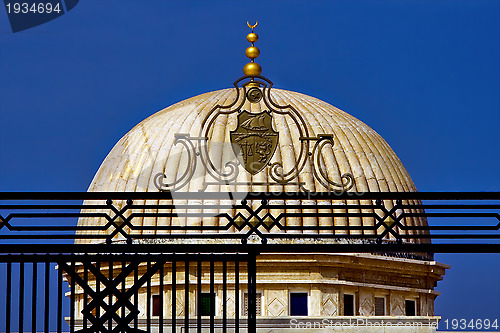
[{"x1": 243, "y1": 21, "x2": 262, "y2": 76}]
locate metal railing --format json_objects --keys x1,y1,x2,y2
[
  {"x1": 1, "y1": 192, "x2": 499, "y2": 253},
  {"x1": 0, "y1": 191, "x2": 499, "y2": 333}
]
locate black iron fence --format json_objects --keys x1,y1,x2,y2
[
  {"x1": 0, "y1": 191, "x2": 499, "y2": 332},
  {"x1": 1, "y1": 253, "x2": 255, "y2": 333}
]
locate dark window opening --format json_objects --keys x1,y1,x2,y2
[
  {"x1": 244, "y1": 292, "x2": 262, "y2": 316},
  {"x1": 152, "y1": 294, "x2": 160, "y2": 316},
  {"x1": 343, "y1": 294, "x2": 354, "y2": 316},
  {"x1": 290, "y1": 292, "x2": 308, "y2": 316},
  {"x1": 375, "y1": 297, "x2": 385, "y2": 316},
  {"x1": 200, "y1": 292, "x2": 216, "y2": 316},
  {"x1": 405, "y1": 300, "x2": 416, "y2": 316}
]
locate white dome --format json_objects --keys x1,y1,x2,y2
[{"x1": 78, "y1": 88, "x2": 427, "y2": 242}]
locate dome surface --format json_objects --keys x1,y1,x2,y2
[{"x1": 79, "y1": 88, "x2": 426, "y2": 242}]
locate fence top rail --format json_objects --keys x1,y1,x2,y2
[
  {"x1": 1, "y1": 191, "x2": 500, "y2": 201},
  {"x1": 0, "y1": 243, "x2": 498, "y2": 255},
  {"x1": 0, "y1": 251, "x2": 252, "y2": 261},
  {"x1": 1, "y1": 191, "x2": 499, "y2": 254}
]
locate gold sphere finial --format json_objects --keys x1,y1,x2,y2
[
  {"x1": 247, "y1": 33, "x2": 258, "y2": 43},
  {"x1": 244, "y1": 21, "x2": 261, "y2": 76},
  {"x1": 244, "y1": 62, "x2": 262, "y2": 76},
  {"x1": 245, "y1": 46, "x2": 260, "y2": 59}
]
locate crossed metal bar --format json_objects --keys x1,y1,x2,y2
[
  {"x1": 57, "y1": 254, "x2": 252, "y2": 333},
  {"x1": 104, "y1": 199, "x2": 134, "y2": 244},
  {"x1": 59, "y1": 259, "x2": 147, "y2": 333},
  {"x1": 0, "y1": 253, "x2": 254, "y2": 333},
  {"x1": 1, "y1": 192, "x2": 499, "y2": 246}
]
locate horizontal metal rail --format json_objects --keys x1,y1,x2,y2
[
  {"x1": 1, "y1": 191, "x2": 499, "y2": 200},
  {"x1": 0, "y1": 243, "x2": 498, "y2": 254},
  {"x1": 0, "y1": 192, "x2": 499, "y2": 253}
]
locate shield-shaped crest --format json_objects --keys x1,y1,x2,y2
[{"x1": 230, "y1": 111, "x2": 279, "y2": 175}]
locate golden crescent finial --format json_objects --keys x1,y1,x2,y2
[
  {"x1": 244, "y1": 21, "x2": 262, "y2": 76},
  {"x1": 247, "y1": 21, "x2": 258, "y2": 30}
]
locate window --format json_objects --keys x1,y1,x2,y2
[
  {"x1": 343, "y1": 294, "x2": 355, "y2": 316},
  {"x1": 243, "y1": 292, "x2": 262, "y2": 316},
  {"x1": 199, "y1": 293, "x2": 216, "y2": 316},
  {"x1": 405, "y1": 300, "x2": 416, "y2": 316},
  {"x1": 375, "y1": 297, "x2": 385, "y2": 316},
  {"x1": 152, "y1": 294, "x2": 161, "y2": 316},
  {"x1": 290, "y1": 292, "x2": 308, "y2": 316}
]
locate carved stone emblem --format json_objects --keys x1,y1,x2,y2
[
  {"x1": 247, "y1": 87, "x2": 263, "y2": 103},
  {"x1": 230, "y1": 111, "x2": 278, "y2": 175}
]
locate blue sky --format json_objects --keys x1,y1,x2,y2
[{"x1": 1, "y1": 0, "x2": 499, "y2": 329}]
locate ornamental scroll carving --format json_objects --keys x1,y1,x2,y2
[{"x1": 154, "y1": 75, "x2": 354, "y2": 192}]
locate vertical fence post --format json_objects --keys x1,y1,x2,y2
[
  {"x1": 32, "y1": 260, "x2": 37, "y2": 333},
  {"x1": 159, "y1": 258, "x2": 164, "y2": 333},
  {"x1": 134, "y1": 261, "x2": 138, "y2": 331},
  {"x1": 108, "y1": 258, "x2": 113, "y2": 332},
  {"x1": 83, "y1": 259, "x2": 88, "y2": 331},
  {"x1": 57, "y1": 260, "x2": 63, "y2": 333},
  {"x1": 197, "y1": 260, "x2": 202, "y2": 333},
  {"x1": 185, "y1": 260, "x2": 190, "y2": 332},
  {"x1": 19, "y1": 260, "x2": 24, "y2": 333},
  {"x1": 6, "y1": 260, "x2": 12, "y2": 333},
  {"x1": 146, "y1": 260, "x2": 151, "y2": 333},
  {"x1": 70, "y1": 260, "x2": 75, "y2": 333},
  {"x1": 210, "y1": 259, "x2": 215, "y2": 333},
  {"x1": 121, "y1": 259, "x2": 126, "y2": 331},
  {"x1": 222, "y1": 260, "x2": 227, "y2": 333},
  {"x1": 235, "y1": 257, "x2": 239, "y2": 333},
  {"x1": 247, "y1": 251, "x2": 257, "y2": 333},
  {"x1": 44, "y1": 260, "x2": 49, "y2": 333},
  {"x1": 96, "y1": 259, "x2": 100, "y2": 329},
  {"x1": 172, "y1": 258, "x2": 177, "y2": 331}
]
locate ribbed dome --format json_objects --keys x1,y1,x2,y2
[{"x1": 79, "y1": 88, "x2": 427, "y2": 243}]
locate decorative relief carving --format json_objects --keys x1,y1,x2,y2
[
  {"x1": 175, "y1": 289, "x2": 185, "y2": 316},
  {"x1": 266, "y1": 289, "x2": 287, "y2": 316},
  {"x1": 359, "y1": 289, "x2": 374, "y2": 316},
  {"x1": 225, "y1": 289, "x2": 236, "y2": 317},
  {"x1": 321, "y1": 287, "x2": 339, "y2": 316},
  {"x1": 247, "y1": 86, "x2": 263, "y2": 103},
  {"x1": 390, "y1": 293, "x2": 405, "y2": 316},
  {"x1": 154, "y1": 75, "x2": 354, "y2": 193},
  {"x1": 230, "y1": 111, "x2": 278, "y2": 175}
]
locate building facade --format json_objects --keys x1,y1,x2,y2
[{"x1": 74, "y1": 25, "x2": 448, "y2": 332}]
